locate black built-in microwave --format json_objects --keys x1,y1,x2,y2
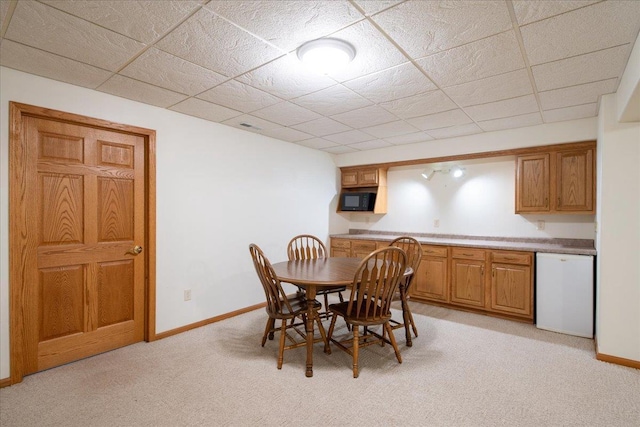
[{"x1": 340, "y1": 192, "x2": 377, "y2": 211}]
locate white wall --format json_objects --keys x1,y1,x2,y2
[
  {"x1": 596, "y1": 94, "x2": 640, "y2": 362},
  {"x1": 0, "y1": 67, "x2": 340, "y2": 379},
  {"x1": 345, "y1": 159, "x2": 595, "y2": 239}
]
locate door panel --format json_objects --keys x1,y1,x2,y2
[{"x1": 24, "y1": 116, "x2": 145, "y2": 374}]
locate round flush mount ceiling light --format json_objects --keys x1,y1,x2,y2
[{"x1": 297, "y1": 38, "x2": 356, "y2": 74}]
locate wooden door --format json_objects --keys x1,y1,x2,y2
[
  {"x1": 516, "y1": 154, "x2": 550, "y2": 213},
  {"x1": 450, "y1": 259, "x2": 485, "y2": 308},
  {"x1": 11, "y1": 108, "x2": 149, "y2": 379},
  {"x1": 490, "y1": 264, "x2": 532, "y2": 317},
  {"x1": 556, "y1": 149, "x2": 594, "y2": 212}
]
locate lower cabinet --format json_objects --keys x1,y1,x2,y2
[
  {"x1": 450, "y1": 248, "x2": 486, "y2": 309},
  {"x1": 412, "y1": 245, "x2": 449, "y2": 302},
  {"x1": 331, "y1": 237, "x2": 534, "y2": 322}
]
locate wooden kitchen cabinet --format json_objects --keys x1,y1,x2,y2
[
  {"x1": 490, "y1": 251, "x2": 533, "y2": 318},
  {"x1": 412, "y1": 245, "x2": 449, "y2": 302},
  {"x1": 450, "y1": 248, "x2": 487, "y2": 309},
  {"x1": 341, "y1": 167, "x2": 380, "y2": 188},
  {"x1": 516, "y1": 142, "x2": 595, "y2": 214},
  {"x1": 330, "y1": 238, "x2": 376, "y2": 258}
]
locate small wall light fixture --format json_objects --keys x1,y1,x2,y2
[
  {"x1": 421, "y1": 165, "x2": 466, "y2": 180},
  {"x1": 297, "y1": 38, "x2": 356, "y2": 74}
]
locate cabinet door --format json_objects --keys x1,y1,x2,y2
[
  {"x1": 516, "y1": 154, "x2": 550, "y2": 213},
  {"x1": 330, "y1": 238, "x2": 351, "y2": 258},
  {"x1": 351, "y1": 240, "x2": 376, "y2": 259},
  {"x1": 556, "y1": 149, "x2": 594, "y2": 212},
  {"x1": 341, "y1": 171, "x2": 358, "y2": 187},
  {"x1": 450, "y1": 259, "x2": 485, "y2": 308},
  {"x1": 490, "y1": 263, "x2": 532, "y2": 317},
  {"x1": 358, "y1": 168, "x2": 379, "y2": 186},
  {"x1": 412, "y1": 255, "x2": 448, "y2": 302}
]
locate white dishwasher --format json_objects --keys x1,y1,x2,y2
[{"x1": 536, "y1": 253, "x2": 594, "y2": 338}]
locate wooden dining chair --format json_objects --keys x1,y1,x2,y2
[
  {"x1": 287, "y1": 235, "x2": 345, "y2": 318},
  {"x1": 326, "y1": 246, "x2": 407, "y2": 378},
  {"x1": 249, "y1": 244, "x2": 329, "y2": 369},
  {"x1": 388, "y1": 236, "x2": 423, "y2": 346}
]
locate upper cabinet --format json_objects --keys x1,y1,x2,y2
[
  {"x1": 341, "y1": 167, "x2": 380, "y2": 188},
  {"x1": 339, "y1": 167, "x2": 387, "y2": 214},
  {"x1": 516, "y1": 142, "x2": 595, "y2": 214}
]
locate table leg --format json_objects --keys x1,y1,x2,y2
[{"x1": 305, "y1": 285, "x2": 317, "y2": 378}]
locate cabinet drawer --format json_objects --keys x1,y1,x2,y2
[
  {"x1": 452, "y1": 247, "x2": 486, "y2": 260},
  {"x1": 351, "y1": 240, "x2": 376, "y2": 251},
  {"x1": 491, "y1": 251, "x2": 532, "y2": 265},
  {"x1": 331, "y1": 239, "x2": 351, "y2": 249},
  {"x1": 422, "y1": 245, "x2": 448, "y2": 257}
]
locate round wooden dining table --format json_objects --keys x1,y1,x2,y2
[{"x1": 271, "y1": 257, "x2": 363, "y2": 377}]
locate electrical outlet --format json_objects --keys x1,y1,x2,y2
[
  {"x1": 434, "y1": 219, "x2": 440, "y2": 228},
  {"x1": 184, "y1": 289, "x2": 191, "y2": 301},
  {"x1": 536, "y1": 220, "x2": 545, "y2": 230}
]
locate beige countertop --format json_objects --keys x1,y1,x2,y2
[{"x1": 330, "y1": 230, "x2": 596, "y2": 256}]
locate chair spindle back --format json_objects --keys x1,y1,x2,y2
[
  {"x1": 249, "y1": 244, "x2": 293, "y2": 315},
  {"x1": 287, "y1": 234, "x2": 327, "y2": 261}
]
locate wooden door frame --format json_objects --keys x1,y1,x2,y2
[{"x1": 8, "y1": 102, "x2": 157, "y2": 385}]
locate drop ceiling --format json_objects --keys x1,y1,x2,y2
[{"x1": 1, "y1": 0, "x2": 639, "y2": 153}]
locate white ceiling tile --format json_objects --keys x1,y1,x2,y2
[
  {"x1": 291, "y1": 85, "x2": 372, "y2": 116},
  {"x1": 539, "y1": 79, "x2": 619, "y2": 110},
  {"x1": 331, "y1": 105, "x2": 398, "y2": 128},
  {"x1": 251, "y1": 101, "x2": 322, "y2": 126},
  {"x1": 5, "y1": 1, "x2": 145, "y2": 71},
  {"x1": 520, "y1": 1, "x2": 640, "y2": 66},
  {"x1": 296, "y1": 138, "x2": 340, "y2": 150},
  {"x1": 512, "y1": 0, "x2": 600, "y2": 26},
  {"x1": 417, "y1": 31, "x2": 525, "y2": 88},
  {"x1": 323, "y1": 20, "x2": 408, "y2": 82},
  {"x1": 348, "y1": 139, "x2": 392, "y2": 151},
  {"x1": 361, "y1": 120, "x2": 420, "y2": 139},
  {"x1": 120, "y1": 48, "x2": 225, "y2": 96},
  {"x1": 478, "y1": 113, "x2": 543, "y2": 132},
  {"x1": 443, "y1": 69, "x2": 533, "y2": 107},
  {"x1": 220, "y1": 114, "x2": 281, "y2": 132},
  {"x1": 291, "y1": 117, "x2": 352, "y2": 137},
  {"x1": 542, "y1": 104, "x2": 598, "y2": 123},
  {"x1": 354, "y1": 1, "x2": 403, "y2": 16},
  {"x1": 169, "y1": 98, "x2": 242, "y2": 122},
  {"x1": 384, "y1": 132, "x2": 434, "y2": 145},
  {"x1": 344, "y1": 63, "x2": 437, "y2": 103},
  {"x1": 197, "y1": 80, "x2": 282, "y2": 113},
  {"x1": 380, "y1": 90, "x2": 457, "y2": 119},
  {"x1": 157, "y1": 8, "x2": 283, "y2": 77},
  {"x1": 206, "y1": 1, "x2": 363, "y2": 52},
  {"x1": 261, "y1": 127, "x2": 313, "y2": 143},
  {"x1": 532, "y1": 45, "x2": 630, "y2": 92},
  {"x1": 408, "y1": 109, "x2": 473, "y2": 131},
  {"x1": 0, "y1": 1, "x2": 10, "y2": 24},
  {"x1": 464, "y1": 95, "x2": 539, "y2": 122},
  {"x1": 322, "y1": 145, "x2": 359, "y2": 154},
  {"x1": 372, "y1": 1, "x2": 511, "y2": 58},
  {"x1": 40, "y1": 0, "x2": 202, "y2": 44},
  {"x1": 0, "y1": 40, "x2": 112, "y2": 89},
  {"x1": 97, "y1": 75, "x2": 188, "y2": 108},
  {"x1": 237, "y1": 53, "x2": 336, "y2": 99},
  {"x1": 426, "y1": 123, "x2": 483, "y2": 139},
  {"x1": 324, "y1": 129, "x2": 374, "y2": 144}
]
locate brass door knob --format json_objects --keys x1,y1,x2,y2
[{"x1": 127, "y1": 245, "x2": 143, "y2": 255}]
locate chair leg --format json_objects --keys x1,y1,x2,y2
[
  {"x1": 262, "y1": 317, "x2": 275, "y2": 346},
  {"x1": 407, "y1": 304, "x2": 418, "y2": 338},
  {"x1": 352, "y1": 325, "x2": 360, "y2": 378},
  {"x1": 384, "y1": 321, "x2": 402, "y2": 364},
  {"x1": 314, "y1": 312, "x2": 331, "y2": 354},
  {"x1": 401, "y1": 292, "x2": 413, "y2": 347},
  {"x1": 327, "y1": 311, "x2": 338, "y2": 341},
  {"x1": 323, "y1": 293, "x2": 330, "y2": 318},
  {"x1": 338, "y1": 291, "x2": 344, "y2": 303},
  {"x1": 277, "y1": 319, "x2": 287, "y2": 369}
]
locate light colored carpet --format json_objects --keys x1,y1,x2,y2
[{"x1": 1, "y1": 302, "x2": 639, "y2": 427}]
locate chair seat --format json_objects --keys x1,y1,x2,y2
[
  {"x1": 328, "y1": 301, "x2": 392, "y2": 326},
  {"x1": 269, "y1": 297, "x2": 322, "y2": 319}
]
